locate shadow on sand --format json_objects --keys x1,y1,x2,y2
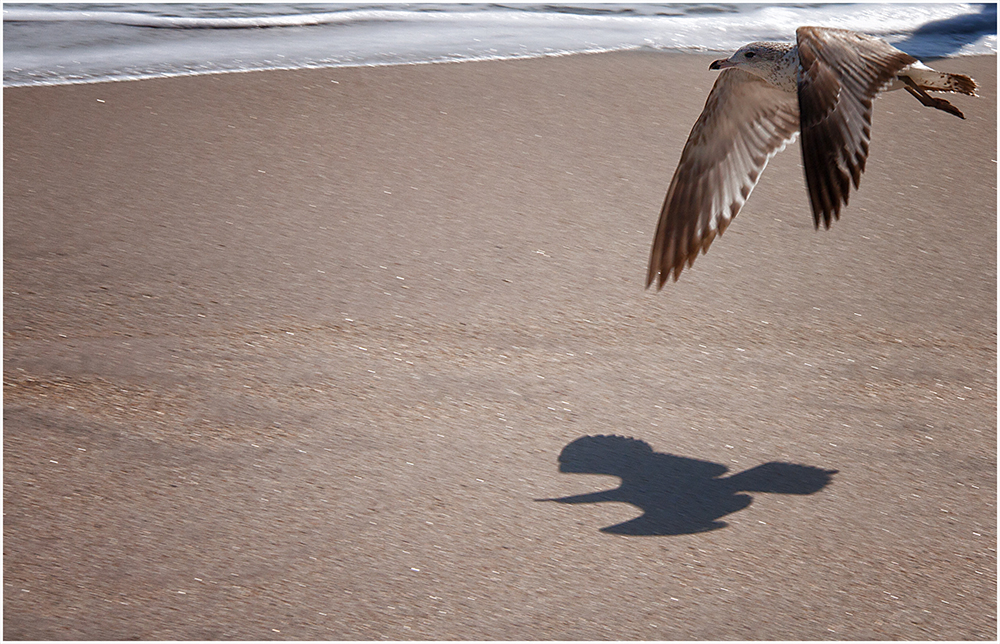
[{"x1": 538, "y1": 435, "x2": 836, "y2": 536}]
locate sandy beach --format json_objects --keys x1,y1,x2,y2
[{"x1": 4, "y1": 51, "x2": 996, "y2": 639}]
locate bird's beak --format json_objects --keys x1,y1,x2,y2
[{"x1": 709, "y1": 58, "x2": 732, "y2": 70}]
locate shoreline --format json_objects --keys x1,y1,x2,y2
[
  {"x1": 4, "y1": 47, "x2": 996, "y2": 89},
  {"x1": 4, "y1": 46, "x2": 657, "y2": 89}
]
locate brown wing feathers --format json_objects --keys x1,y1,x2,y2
[
  {"x1": 647, "y1": 70, "x2": 799, "y2": 288},
  {"x1": 795, "y1": 27, "x2": 916, "y2": 228}
]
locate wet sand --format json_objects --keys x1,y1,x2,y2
[{"x1": 4, "y1": 52, "x2": 996, "y2": 639}]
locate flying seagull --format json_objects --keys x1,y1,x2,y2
[{"x1": 647, "y1": 26, "x2": 977, "y2": 288}]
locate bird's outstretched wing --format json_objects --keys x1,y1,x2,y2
[
  {"x1": 795, "y1": 26, "x2": 916, "y2": 228},
  {"x1": 647, "y1": 68, "x2": 799, "y2": 288}
]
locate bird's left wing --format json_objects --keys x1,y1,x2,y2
[
  {"x1": 648, "y1": 68, "x2": 799, "y2": 288},
  {"x1": 796, "y1": 26, "x2": 917, "y2": 228}
]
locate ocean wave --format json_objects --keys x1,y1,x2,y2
[
  {"x1": 4, "y1": 3, "x2": 995, "y2": 87},
  {"x1": 3, "y1": 7, "x2": 418, "y2": 29}
]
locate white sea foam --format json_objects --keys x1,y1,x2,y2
[{"x1": 3, "y1": 3, "x2": 995, "y2": 87}]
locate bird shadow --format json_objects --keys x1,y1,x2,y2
[
  {"x1": 537, "y1": 435, "x2": 837, "y2": 536},
  {"x1": 892, "y1": 4, "x2": 996, "y2": 59}
]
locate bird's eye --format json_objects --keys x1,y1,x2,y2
[{"x1": 745, "y1": 52, "x2": 756, "y2": 59}]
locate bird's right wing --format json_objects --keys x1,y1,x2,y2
[{"x1": 647, "y1": 68, "x2": 799, "y2": 288}]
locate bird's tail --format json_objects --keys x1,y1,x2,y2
[{"x1": 902, "y1": 64, "x2": 978, "y2": 96}]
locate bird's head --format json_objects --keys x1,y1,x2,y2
[{"x1": 710, "y1": 42, "x2": 790, "y2": 73}]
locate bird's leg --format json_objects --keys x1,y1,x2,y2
[{"x1": 901, "y1": 76, "x2": 965, "y2": 119}]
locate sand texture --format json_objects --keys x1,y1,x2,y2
[{"x1": 4, "y1": 52, "x2": 996, "y2": 639}]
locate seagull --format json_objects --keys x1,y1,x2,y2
[{"x1": 647, "y1": 26, "x2": 977, "y2": 288}]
